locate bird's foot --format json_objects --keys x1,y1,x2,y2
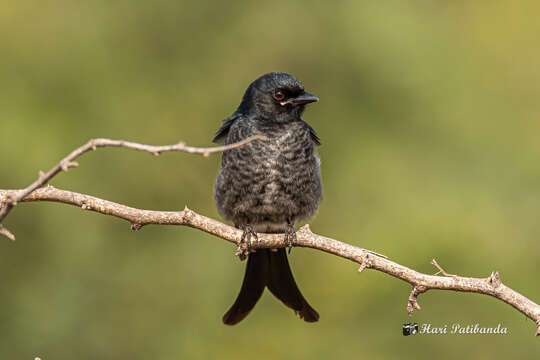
[
  {"x1": 235, "y1": 224, "x2": 258, "y2": 261},
  {"x1": 285, "y1": 222, "x2": 297, "y2": 254}
]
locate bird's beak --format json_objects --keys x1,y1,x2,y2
[
  {"x1": 292, "y1": 92, "x2": 320, "y2": 105},
  {"x1": 281, "y1": 92, "x2": 320, "y2": 106}
]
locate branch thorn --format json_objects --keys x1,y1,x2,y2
[
  {"x1": 89, "y1": 139, "x2": 97, "y2": 151},
  {"x1": 60, "y1": 161, "x2": 79, "y2": 172},
  {"x1": 131, "y1": 223, "x2": 143, "y2": 231},
  {"x1": 358, "y1": 253, "x2": 370, "y2": 273},
  {"x1": 0, "y1": 225, "x2": 16, "y2": 241},
  {"x1": 488, "y1": 271, "x2": 502, "y2": 288}
]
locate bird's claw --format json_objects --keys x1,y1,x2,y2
[
  {"x1": 285, "y1": 223, "x2": 297, "y2": 254},
  {"x1": 236, "y1": 225, "x2": 258, "y2": 261}
]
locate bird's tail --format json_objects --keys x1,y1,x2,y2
[
  {"x1": 222, "y1": 249, "x2": 319, "y2": 325},
  {"x1": 222, "y1": 249, "x2": 269, "y2": 325},
  {"x1": 266, "y1": 248, "x2": 319, "y2": 322}
]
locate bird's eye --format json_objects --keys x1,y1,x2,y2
[{"x1": 273, "y1": 90, "x2": 285, "y2": 101}]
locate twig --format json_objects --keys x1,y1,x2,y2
[
  {"x1": 431, "y1": 259, "x2": 457, "y2": 277},
  {"x1": 407, "y1": 285, "x2": 427, "y2": 315}
]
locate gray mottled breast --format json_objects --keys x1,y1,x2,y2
[{"x1": 214, "y1": 115, "x2": 322, "y2": 230}]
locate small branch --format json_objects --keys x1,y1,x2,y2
[
  {"x1": 431, "y1": 259, "x2": 457, "y2": 277},
  {"x1": 0, "y1": 136, "x2": 266, "y2": 229},
  {"x1": 407, "y1": 285, "x2": 427, "y2": 315}
]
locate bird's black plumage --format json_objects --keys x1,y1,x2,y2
[{"x1": 214, "y1": 72, "x2": 322, "y2": 325}]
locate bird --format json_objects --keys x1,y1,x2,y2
[{"x1": 213, "y1": 72, "x2": 322, "y2": 325}]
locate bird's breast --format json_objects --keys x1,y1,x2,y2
[{"x1": 215, "y1": 120, "x2": 321, "y2": 225}]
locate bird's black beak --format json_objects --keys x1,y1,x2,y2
[{"x1": 290, "y1": 92, "x2": 319, "y2": 105}]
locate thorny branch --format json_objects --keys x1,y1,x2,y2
[
  {"x1": 1, "y1": 138, "x2": 539, "y2": 336},
  {"x1": 0, "y1": 136, "x2": 266, "y2": 226}
]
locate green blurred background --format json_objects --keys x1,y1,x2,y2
[{"x1": 1, "y1": 1, "x2": 540, "y2": 359}]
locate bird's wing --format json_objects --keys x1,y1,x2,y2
[
  {"x1": 213, "y1": 113, "x2": 241, "y2": 144},
  {"x1": 305, "y1": 122, "x2": 321, "y2": 146}
]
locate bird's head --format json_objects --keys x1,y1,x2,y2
[{"x1": 237, "y1": 72, "x2": 319, "y2": 122}]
